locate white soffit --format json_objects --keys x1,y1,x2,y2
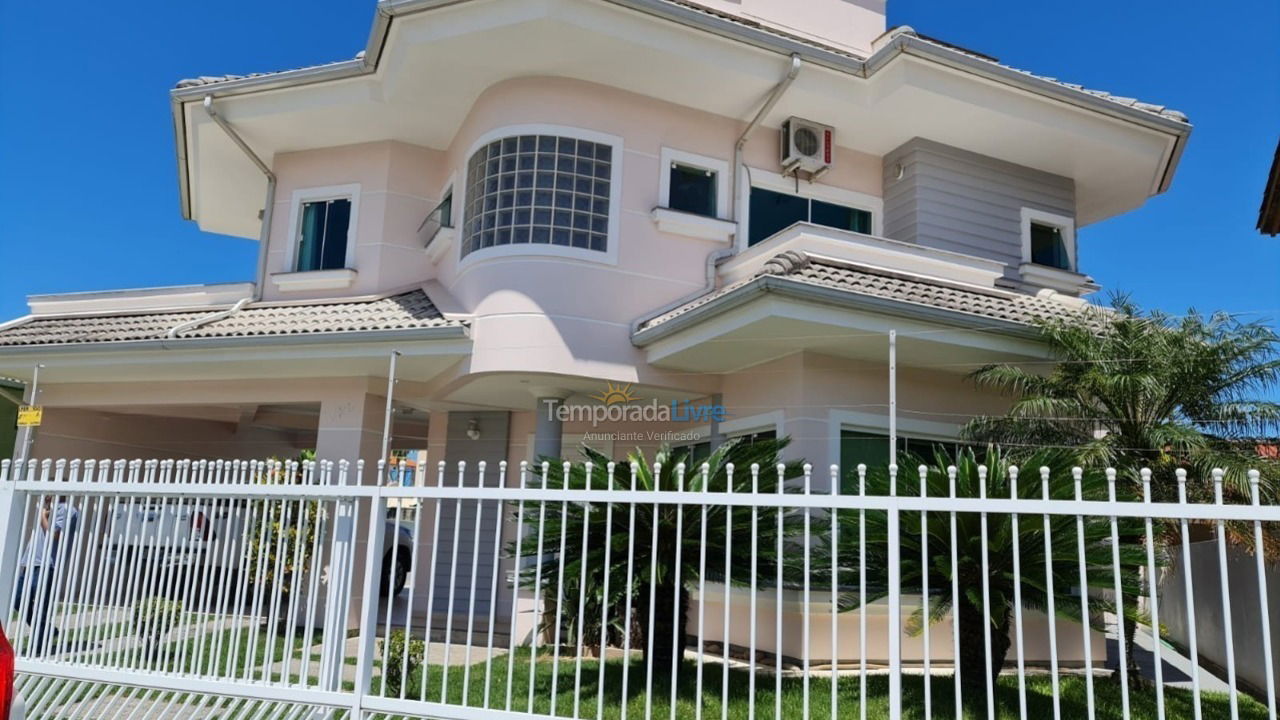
[{"x1": 183, "y1": 0, "x2": 1182, "y2": 237}]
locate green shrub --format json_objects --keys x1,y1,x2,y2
[
  {"x1": 380, "y1": 629, "x2": 425, "y2": 697},
  {"x1": 242, "y1": 456, "x2": 322, "y2": 637},
  {"x1": 132, "y1": 597, "x2": 183, "y2": 649}
]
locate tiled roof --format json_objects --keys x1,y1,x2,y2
[
  {"x1": 172, "y1": 2, "x2": 1186, "y2": 125},
  {"x1": 0, "y1": 290, "x2": 464, "y2": 348},
  {"x1": 637, "y1": 250, "x2": 1092, "y2": 333},
  {"x1": 905, "y1": 32, "x2": 1187, "y2": 123},
  {"x1": 174, "y1": 52, "x2": 365, "y2": 89}
]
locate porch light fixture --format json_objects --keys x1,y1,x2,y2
[{"x1": 466, "y1": 418, "x2": 481, "y2": 441}]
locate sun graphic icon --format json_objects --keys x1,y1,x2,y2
[{"x1": 590, "y1": 382, "x2": 640, "y2": 405}]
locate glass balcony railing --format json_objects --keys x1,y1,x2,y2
[{"x1": 419, "y1": 195, "x2": 454, "y2": 250}]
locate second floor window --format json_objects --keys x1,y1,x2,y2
[
  {"x1": 1030, "y1": 222, "x2": 1070, "y2": 270},
  {"x1": 668, "y1": 163, "x2": 717, "y2": 217},
  {"x1": 461, "y1": 134, "x2": 613, "y2": 258},
  {"x1": 748, "y1": 186, "x2": 872, "y2": 246},
  {"x1": 296, "y1": 198, "x2": 352, "y2": 272}
]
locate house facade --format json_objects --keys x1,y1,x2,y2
[
  {"x1": 0, "y1": 0, "x2": 1188, "y2": 475},
  {"x1": 0, "y1": 0, "x2": 1189, "y2": 663}
]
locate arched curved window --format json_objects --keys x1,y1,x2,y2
[{"x1": 461, "y1": 133, "x2": 613, "y2": 258}]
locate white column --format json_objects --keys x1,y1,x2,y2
[{"x1": 315, "y1": 385, "x2": 386, "y2": 630}]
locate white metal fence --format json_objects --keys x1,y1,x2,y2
[{"x1": 2, "y1": 456, "x2": 1278, "y2": 720}]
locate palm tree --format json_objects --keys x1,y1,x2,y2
[
  {"x1": 842, "y1": 447, "x2": 1148, "y2": 712},
  {"x1": 511, "y1": 438, "x2": 806, "y2": 677},
  {"x1": 962, "y1": 296, "x2": 1280, "y2": 513},
  {"x1": 962, "y1": 300, "x2": 1280, "y2": 687}
]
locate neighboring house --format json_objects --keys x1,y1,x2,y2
[
  {"x1": 1260, "y1": 137, "x2": 1280, "y2": 236},
  {"x1": 0, "y1": 1, "x2": 1189, "y2": 476}
]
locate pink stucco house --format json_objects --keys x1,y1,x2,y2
[
  {"x1": 0, "y1": 0, "x2": 1191, "y2": 668},
  {"x1": 0, "y1": 0, "x2": 1187, "y2": 477}
]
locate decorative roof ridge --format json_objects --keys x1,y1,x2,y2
[
  {"x1": 759, "y1": 249, "x2": 812, "y2": 276},
  {"x1": 776, "y1": 252, "x2": 1047, "y2": 304}
]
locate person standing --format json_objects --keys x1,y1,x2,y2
[{"x1": 13, "y1": 496, "x2": 78, "y2": 655}]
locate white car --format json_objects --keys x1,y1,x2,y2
[
  {"x1": 107, "y1": 502, "x2": 415, "y2": 597},
  {"x1": 107, "y1": 501, "x2": 229, "y2": 571}
]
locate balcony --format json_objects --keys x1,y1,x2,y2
[{"x1": 722, "y1": 222, "x2": 1009, "y2": 290}]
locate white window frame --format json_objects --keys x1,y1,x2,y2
[
  {"x1": 282, "y1": 183, "x2": 361, "y2": 273},
  {"x1": 658, "y1": 147, "x2": 730, "y2": 220},
  {"x1": 738, "y1": 167, "x2": 884, "y2": 251},
  {"x1": 676, "y1": 409, "x2": 784, "y2": 448},
  {"x1": 1020, "y1": 207, "x2": 1077, "y2": 271},
  {"x1": 458, "y1": 124, "x2": 623, "y2": 268},
  {"x1": 826, "y1": 409, "x2": 960, "y2": 469},
  {"x1": 721, "y1": 409, "x2": 784, "y2": 440}
]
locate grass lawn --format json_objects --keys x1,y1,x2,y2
[
  {"x1": 371, "y1": 650, "x2": 1268, "y2": 720},
  {"x1": 19, "y1": 622, "x2": 1267, "y2": 720}
]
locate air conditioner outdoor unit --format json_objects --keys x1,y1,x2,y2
[{"x1": 780, "y1": 117, "x2": 834, "y2": 178}]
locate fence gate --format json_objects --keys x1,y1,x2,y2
[{"x1": 3, "y1": 456, "x2": 1279, "y2": 720}]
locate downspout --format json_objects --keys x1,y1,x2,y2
[
  {"x1": 731, "y1": 53, "x2": 802, "y2": 236},
  {"x1": 202, "y1": 95, "x2": 276, "y2": 303},
  {"x1": 631, "y1": 53, "x2": 802, "y2": 335},
  {"x1": 166, "y1": 296, "x2": 251, "y2": 339}
]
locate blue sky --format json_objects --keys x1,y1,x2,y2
[{"x1": 0, "y1": 0, "x2": 1276, "y2": 324}]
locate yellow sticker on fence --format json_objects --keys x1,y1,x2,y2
[{"x1": 16, "y1": 405, "x2": 42, "y2": 427}]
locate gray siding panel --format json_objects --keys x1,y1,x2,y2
[{"x1": 882, "y1": 138, "x2": 1075, "y2": 273}]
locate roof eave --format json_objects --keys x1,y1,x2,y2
[
  {"x1": 875, "y1": 35, "x2": 1191, "y2": 136},
  {"x1": 631, "y1": 275, "x2": 1041, "y2": 347},
  {"x1": 0, "y1": 324, "x2": 471, "y2": 357},
  {"x1": 170, "y1": 0, "x2": 1192, "y2": 221}
]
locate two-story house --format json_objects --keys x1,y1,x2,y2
[
  {"x1": 0, "y1": 0, "x2": 1187, "y2": 475},
  {"x1": 0, "y1": 0, "x2": 1188, "y2": 662}
]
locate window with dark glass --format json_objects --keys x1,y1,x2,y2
[
  {"x1": 439, "y1": 188, "x2": 453, "y2": 228},
  {"x1": 673, "y1": 429, "x2": 776, "y2": 467},
  {"x1": 668, "y1": 163, "x2": 717, "y2": 217},
  {"x1": 1030, "y1": 222, "x2": 1070, "y2": 270},
  {"x1": 748, "y1": 187, "x2": 872, "y2": 246},
  {"x1": 839, "y1": 429, "x2": 975, "y2": 472},
  {"x1": 675, "y1": 441, "x2": 711, "y2": 466},
  {"x1": 296, "y1": 198, "x2": 351, "y2": 272},
  {"x1": 735, "y1": 429, "x2": 777, "y2": 446},
  {"x1": 461, "y1": 134, "x2": 612, "y2": 258}
]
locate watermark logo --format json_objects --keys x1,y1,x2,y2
[
  {"x1": 589, "y1": 382, "x2": 639, "y2": 406},
  {"x1": 545, "y1": 383, "x2": 727, "y2": 427}
]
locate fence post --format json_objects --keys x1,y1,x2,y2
[
  {"x1": 352, "y1": 464, "x2": 388, "y2": 718},
  {"x1": 314, "y1": 458, "x2": 366, "y2": 715},
  {"x1": 887, "y1": 463, "x2": 902, "y2": 716},
  {"x1": 0, "y1": 460, "x2": 23, "y2": 617}
]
